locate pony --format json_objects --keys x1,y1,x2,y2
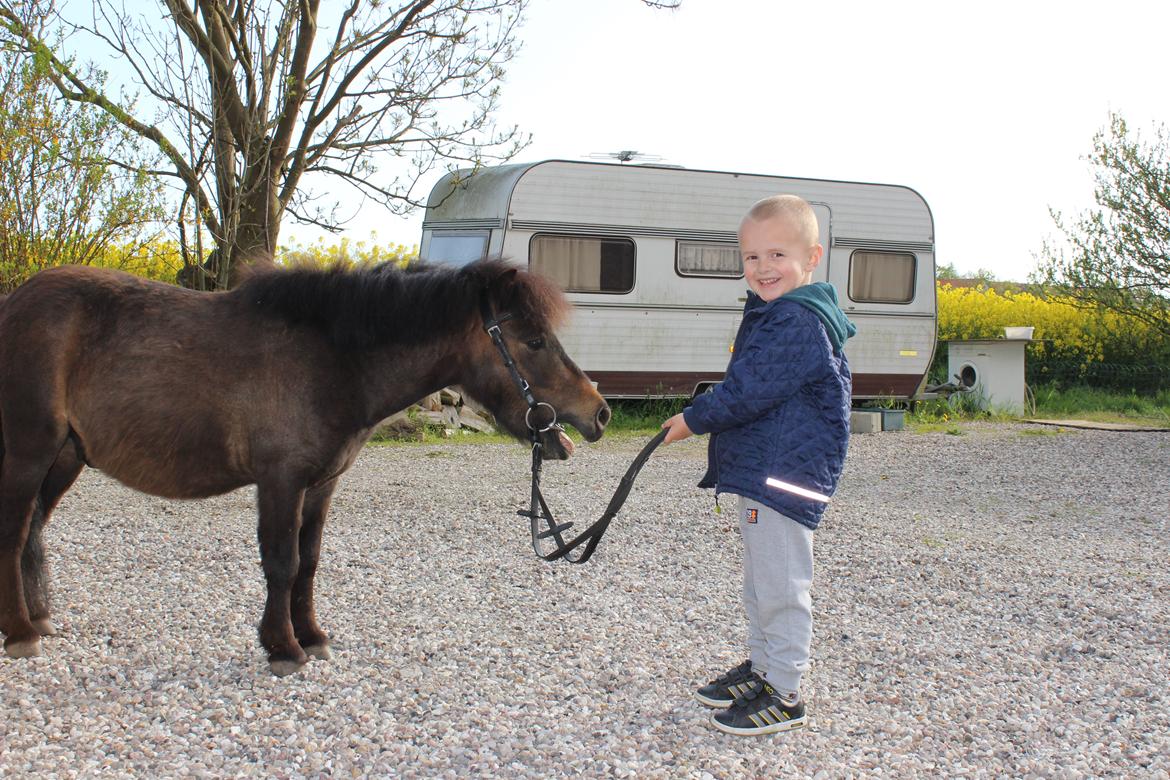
[{"x1": 0, "y1": 259, "x2": 609, "y2": 674}]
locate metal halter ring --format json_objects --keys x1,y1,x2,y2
[{"x1": 525, "y1": 402, "x2": 558, "y2": 433}]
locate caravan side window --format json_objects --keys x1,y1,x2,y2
[
  {"x1": 676, "y1": 241, "x2": 743, "y2": 278},
  {"x1": 530, "y1": 235, "x2": 635, "y2": 294},
  {"x1": 849, "y1": 250, "x2": 916, "y2": 304},
  {"x1": 426, "y1": 230, "x2": 489, "y2": 265}
]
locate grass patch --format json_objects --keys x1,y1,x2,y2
[
  {"x1": 905, "y1": 383, "x2": 1170, "y2": 430},
  {"x1": 1030, "y1": 385, "x2": 1170, "y2": 425},
  {"x1": 1018, "y1": 427, "x2": 1064, "y2": 437},
  {"x1": 369, "y1": 426, "x2": 516, "y2": 448},
  {"x1": 606, "y1": 397, "x2": 689, "y2": 434}
]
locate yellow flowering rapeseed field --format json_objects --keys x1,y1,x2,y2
[
  {"x1": 937, "y1": 284, "x2": 1170, "y2": 390},
  {"x1": 278, "y1": 236, "x2": 418, "y2": 270}
]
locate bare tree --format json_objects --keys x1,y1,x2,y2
[
  {"x1": 1, "y1": 1, "x2": 531, "y2": 288},
  {"x1": 0, "y1": 0, "x2": 166, "y2": 292},
  {"x1": 1036, "y1": 113, "x2": 1170, "y2": 337}
]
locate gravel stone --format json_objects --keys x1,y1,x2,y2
[{"x1": 1, "y1": 422, "x2": 1167, "y2": 778}]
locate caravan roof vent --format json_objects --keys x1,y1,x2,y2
[{"x1": 586, "y1": 150, "x2": 665, "y2": 164}]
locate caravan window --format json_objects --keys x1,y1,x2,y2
[
  {"x1": 676, "y1": 241, "x2": 743, "y2": 278},
  {"x1": 426, "y1": 230, "x2": 489, "y2": 265},
  {"x1": 849, "y1": 250, "x2": 916, "y2": 303},
  {"x1": 530, "y1": 235, "x2": 635, "y2": 293}
]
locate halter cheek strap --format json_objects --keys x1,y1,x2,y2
[
  {"x1": 479, "y1": 292, "x2": 665, "y2": 563},
  {"x1": 479, "y1": 297, "x2": 559, "y2": 435}
]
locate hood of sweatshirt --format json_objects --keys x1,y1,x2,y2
[{"x1": 779, "y1": 282, "x2": 857, "y2": 354}]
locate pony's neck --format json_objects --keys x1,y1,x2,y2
[{"x1": 355, "y1": 322, "x2": 475, "y2": 425}]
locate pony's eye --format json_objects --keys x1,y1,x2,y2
[{"x1": 526, "y1": 337, "x2": 546, "y2": 351}]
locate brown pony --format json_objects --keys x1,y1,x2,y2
[{"x1": 0, "y1": 259, "x2": 609, "y2": 674}]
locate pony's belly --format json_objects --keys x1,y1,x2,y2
[
  {"x1": 107, "y1": 468, "x2": 249, "y2": 500},
  {"x1": 85, "y1": 444, "x2": 251, "y2": 500},
  {"x1": 70, "y1": 409, "x2": 252, "y2": 499}
]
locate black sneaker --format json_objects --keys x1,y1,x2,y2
[
  {"x1": 694, "y1": 660, "x2": 764, "y2": 708},
  {"x1": 711, "y1": 682, "x2": 806, "y2": 736}
]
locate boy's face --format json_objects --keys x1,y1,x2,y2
[{"x1": 739, "y1": 216, "x2": 823, "y2": 302}]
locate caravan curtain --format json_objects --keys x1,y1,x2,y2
[
  {"x1": 531, "y1": 236, "x2": 602, "y2": 290},
  {"x1": 530, "y1": 236, "x2": 634, "y2": 293},
  {"x1": 850, "y1": 251, "x2": 915, "y2": 303}
]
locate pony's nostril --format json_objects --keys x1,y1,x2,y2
[{"x1": 596, "y1": 404, "x2": 612, "y2": 429}]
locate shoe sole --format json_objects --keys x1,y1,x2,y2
[
  {"x1": 709, "y1": 714, "x2": 806, "y2": 736},
  {"x1": 694, "y1": 691, "x2": 734, "y2": 708},
  {"x1": 695, "y1": 679, "x2": 762, "y2": 709}
]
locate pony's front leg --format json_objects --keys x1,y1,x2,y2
[
  {"x1": 256, "y1": 479, "x2": 309, "y2": 676},
  {"x1": 291, "y1": 479, "x2": 338, "y2": 661}
]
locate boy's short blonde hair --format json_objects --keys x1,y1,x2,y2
[{"x1": 741, "y1": 195, "x2": 820, "y2": 248}]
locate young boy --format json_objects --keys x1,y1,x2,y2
[{"x1": 661, "y1": 194, "x2": 855, "y2": 736}]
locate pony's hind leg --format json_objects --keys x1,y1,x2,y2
[
  {"x1": 256, "y1": 478, "x2": 310, "y2": 676},
  {"x1": 23, "y1": 444, "x2": 84, "y2": 636},
  {"x1": 21, "y1": 498, "x2": 52, "y2": 636},
  {"x1": 292, "y1": 479, "x2": 338, "y2": 661},
  {"x1": 0, "y1": 430, "x2": 69, "y2": 658}
]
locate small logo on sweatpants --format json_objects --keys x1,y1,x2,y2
[{"x1": 746, "y1": 508, "x2": 758, "y2": 524}]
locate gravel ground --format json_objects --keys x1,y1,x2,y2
[{"x1": 1, "y1": 421, "x2": 1168, "y2": 778}]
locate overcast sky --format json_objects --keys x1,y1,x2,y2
[{"x1": 295, "y1": 0, "x2": 1170, "y2": 282}]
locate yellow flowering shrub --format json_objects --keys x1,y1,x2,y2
[
  {"x1": 3, "y1": 235, "x2": 420, "y2": 291},
  {"x1": 91, "y1": 239, "x2": 184, "y2": 283},
  {"x1": 1, "y1": 238, "x2": 184, "y2": 290},
  {"x1": 278, "y1": 236, "x2": 418, "y2": 270},
  {"x1": 937, "y1": 283, "x2": 1170, "y2": 390}
]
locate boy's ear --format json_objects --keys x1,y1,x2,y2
[{"x1": 806, "y1": 244, "x2": 824, "y2": 271}]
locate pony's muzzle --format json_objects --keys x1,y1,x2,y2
[{"x1": 578, "y1": 401, "x2": 609, "y2": 442}]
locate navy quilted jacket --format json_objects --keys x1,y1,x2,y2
[{"x1": 682, "y1": 283, "x2": 854, "y2": 530}]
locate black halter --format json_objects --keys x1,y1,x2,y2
[{"x1": 480, "y1": 296, "x2": 666, "y2": 563}]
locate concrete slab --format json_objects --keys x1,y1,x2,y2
[
  {"x1": 1025, "y1": 418, "x2": 1170, "y2": 432},
  {"x1": 851, "y1": 410, "x2": 882, "y2": 434}
]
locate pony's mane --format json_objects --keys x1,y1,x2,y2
[{"x1": 239, "y1": 258, "x2": 570, "y2": 350}]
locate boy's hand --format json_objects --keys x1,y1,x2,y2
[{"x1": 661, "y1": 412, "x2": 693, "y2": 444}]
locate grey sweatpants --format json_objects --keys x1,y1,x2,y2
[{"x1": 737, "y1": 495, "x2": 814, "y2": 696}]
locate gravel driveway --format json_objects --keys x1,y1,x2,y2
[{"x1": 2, "y1": 422, "x2": 1167, "y2": 778}]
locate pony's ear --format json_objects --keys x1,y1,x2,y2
[
  {"x1": 495, "y1": 267, "x2": 520, "y2": 287},
  {"x1": 489, "y1": 267, "x2": 521, "y2": 305}
]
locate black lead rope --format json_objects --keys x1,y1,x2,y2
[
  {"x1": 522, "y1": 428, "x2": 668, "y2": 563},
  {"x1": 481, "y1": 294, "x2": 667, "y2": 563}
]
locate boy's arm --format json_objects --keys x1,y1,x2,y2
[{"x1": 682, "y1": 310, "x2": 826, "y2": 436}]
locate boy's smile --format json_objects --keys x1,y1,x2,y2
[{"x1": 739, "y1": 216, "x2": 822, "y2": 302}]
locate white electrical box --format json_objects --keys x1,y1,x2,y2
[{"x1": 947, "y1": 338, "x2": 1031, "y2": 415}]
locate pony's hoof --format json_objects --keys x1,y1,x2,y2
[
  {"x1": 304, "y1": 643, "x2": 332, "y2": 661},
  {"x1": 5, "y1": 636, "x2": 43, "y2": 658},
  {"x1": 32, "y1": 618, "x2": 57, "y2": 636},
  {"x1": 269, "y1": 657, "x2": 307, "y2": 677}
]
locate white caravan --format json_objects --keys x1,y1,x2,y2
[{"x1": 420, "y1": 160, "x2": 937, "y2": 400}]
